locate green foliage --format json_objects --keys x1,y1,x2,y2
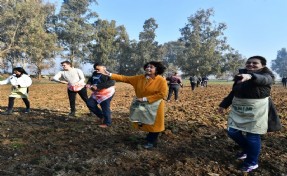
[
  {"x1": 86, "y1": 20, "x2": 129, "y2": 72},
  {"x1": 0, "y1": 0, "x2": 35, "y2": 65},
  {"x1": 55, "y1": 0, "x2": 98, "y2": 66},
  {"x1": 112, "y1": 18, "x2": 163, "y2": 75},
  {"x1": 117, "y1": 40, "x2": 141, "y2": 75},
  {"x1": 272, "y1": 48, "x2": 287, "y2": 77},
  {"x1": 162, "y1": 41, "x2": 185, "y2": 74},
  {"x1": 219, "y1": 50, "x2": 246, "y2": 78},
  {"x1": 178, "y1": 8, "x2": 229, "y2": 76},
  {"x1": 0, "y1": 0, "x2": 60, "y2": 74},
  {"x1": 135, "y1": 18, "x2": 162, "y2": 74},
  {"x1": 22, "y1": 2, "x2": 59, "y2": 78},
  {"x1": 1, "y1": 2, "x2": 257, "y2": 78}
]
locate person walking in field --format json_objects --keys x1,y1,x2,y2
[
  {"x1": 201, "y1": 76, "x2": 209, "y2": 87},
  {"x1": 86, "y1": 62, "x2": 116, "y2": 128},
  {"x1": 189, "y1": 75, "x2": 197, "y2": 91},
  {"x1": 52, "y1": 61, "x2": 88, "y2": 116},
  {"x1": 97, "y1": 61, "x2": 168, "y2": 149},
  {"x1": 166, "y1": 71, "x2": 183, "y2": 102},
  {"x1": 281, "y1": 76, "x2": 287, "y2": 88},
  {"x1": 218, "y1": 56, "x2": 276, "y2": 172},
  {"x1": 196, "y1": 76, "x2": 202, "y2": 87},
  {"x1": 0, "y1": 67, "x2": 32, "y2": 115}
]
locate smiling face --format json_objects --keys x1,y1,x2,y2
[
  {"x1": 145, "y1": 64, "x2": 156, "y2": 77},
  {"x1": 245, "y1": 58, "x2": 264, "y2": 71}
]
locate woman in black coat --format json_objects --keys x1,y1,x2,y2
[{"x1": 218, "y1": 56, "x2": 275, "y2": 173}]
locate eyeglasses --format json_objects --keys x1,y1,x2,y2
[{"x1": 246, "y1": 61, "x2": 260, "y2": 65}]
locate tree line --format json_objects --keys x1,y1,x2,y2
[{"x1": 1, "y1": 0, "x2": 285, "y2": 79}]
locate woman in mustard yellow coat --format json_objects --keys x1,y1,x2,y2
[{"x1": 98, "y1": 61, "x2": 168, "y2": 149}]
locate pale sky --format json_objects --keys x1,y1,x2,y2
[
  {"x1": 94, "y1": 0, "x2": 287, "y2": 67},
  {"x1": 46, "y1": 0, "x2": 287, "y2": 71}
]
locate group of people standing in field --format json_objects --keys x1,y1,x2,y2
[
  {"x1": 0, "y1": 56, "x2": 282, "y2": 173},
  {"x1": 165, "y1": 71, "x2": 209, "y2": 102},
  {"x1": 188, "y1": 75, "x2": 209, "y2": 91},
  {"x1": 51, "y1": 61, "x2": 116, "y2": 128}
]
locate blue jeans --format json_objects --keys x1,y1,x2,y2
[
  {"x1": 87, "y1": 95, "x2": 114, "y2": 126},
  {"x1": 227, "y1": 127, "x2": 261, "y2": 166}
]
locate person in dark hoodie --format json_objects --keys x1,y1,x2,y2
[
  {"x1": 218, "y1": 56, "x2": 276, "y2": 173},
  {"x1": 86, "y1": 63, "x2": 116, "y2": 128}
]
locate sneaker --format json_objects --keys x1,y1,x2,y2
[
  {"x1": 143, "y1": 143, "x2": 154, "y2": 149},
  {"x1": 240, "y1": 164, "x2": 258, "y2": 172},
  {"x1": 236, "y1": 153, "x2": 247, "y2": 160},
  {"x1": 24, "y1": 108, "x2": 31, "y2": 113},
  {"x1": 2, "y1": 110, "x2": 13, "y2": 115},
  {"x1": 98, "y1": 124, "x2": 109, "y2": 128}
]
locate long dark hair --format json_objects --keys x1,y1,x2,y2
[{"x1": 13, "y1": 67, "x2": 28, "y2": 75}]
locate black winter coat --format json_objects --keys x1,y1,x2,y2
[
  {"x1": 87, "y1": 72, "x2": 115, "y2": 90},
  {"x1": 219, "y1": 68, "x2": 281, "y2": 132},
  {"x1": 219, "y1": 69, "x2": 273, "y2": 109}
]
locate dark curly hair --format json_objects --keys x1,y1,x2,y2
[{"x1": 143, "y1": 61, "x2": 166, "y2": 75}]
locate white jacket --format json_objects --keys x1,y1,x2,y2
[{"x1": 0, "y1": 74, "x2": 32, "y2": 87}]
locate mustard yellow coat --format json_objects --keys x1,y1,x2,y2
[{"x1": 111, "y1": 74, "x2": 168, "y2": 132}]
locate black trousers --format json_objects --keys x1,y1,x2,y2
[
  {"x1": 190, "y1": 82, "x2": 196, "y2": 91},
  {"x1": 146, "y1": 132, "x2": 159, "y2": 144},
  {"x1": 8, "y1": 97, "x2": 30, "y2": 110},
  {"x1": 167, "y1": 84, "x2": 180, "y2": 100},
  {"x1": 67, "y1": 87, "x2": 88, "y2": 112}
]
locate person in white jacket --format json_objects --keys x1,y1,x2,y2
[{"x1": 0, "y1": 67, "x2": 32, "y2": 115}]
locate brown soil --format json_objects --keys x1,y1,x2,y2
[{"x1": 0, "y1": 82, "x2": 286, "y2": 176}]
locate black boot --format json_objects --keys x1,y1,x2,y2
[{"x1": 2, "y1": 109, "x2": 13, "y2": 115}]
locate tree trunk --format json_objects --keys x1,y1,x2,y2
[{"x1": 37, "y1": 69, "x2": 42, "y2": 80}]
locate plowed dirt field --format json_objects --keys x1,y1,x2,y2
[{"x1": 0, "y1": 81, "x2": 286, "y2": 176}]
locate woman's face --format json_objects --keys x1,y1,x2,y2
[
  {"x1": 14, "y1": 70, "x2": 21, "y2": 76},
  {"x1": 145, "y1": 64, "x2": 156, "y2": 76},
  {"x1": 245, "y1": 58, "x2": 264, "y2": 71}
]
